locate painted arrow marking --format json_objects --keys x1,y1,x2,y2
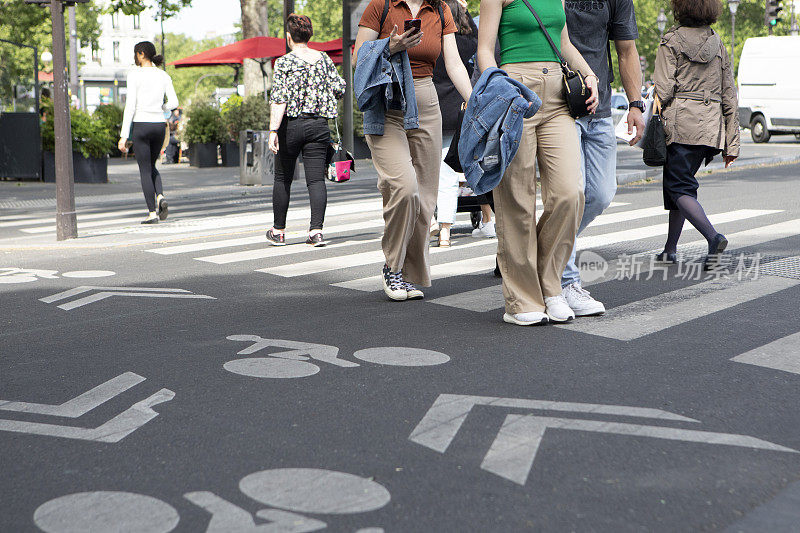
[
  {"x1": 0, "y1": 372, "x2": 144, "y2": 417},
  {"x1": 0, "y1": 388, "x2": 174, "y2": 443},
  {"x1": 409, "y1": 394, "x2": 798, "y2": 485},
  {"x1": 0, "y1": 373, "x2": 174, "y2": 443},
  {"x1": 40, "y1": 286, "x2": 216, "y2": 310}
]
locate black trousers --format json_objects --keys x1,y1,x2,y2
[
  {"x1": 132, "y1": 122, "x2": 166, "y2": 211},
  {"x1": 273, "y1": 116, "x2": 330, "y2": 231}
]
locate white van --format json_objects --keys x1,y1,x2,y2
[{"x1": 737, "y1": 36, "x2": 800, "y2": 143}]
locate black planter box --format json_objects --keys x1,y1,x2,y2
[
  {"x1": 189, "y1": 142, "x2": 219, "y2": 168},
  {"x1": 221, "y1": 141, "x2": 240, "y2": 167},
  {"x1": 43, "y1": 151, "x2": 108, "y2": 183}
]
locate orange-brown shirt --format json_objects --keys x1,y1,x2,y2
[{"x1": 359, "y1": 0, "x2": 456, "y2": 78}]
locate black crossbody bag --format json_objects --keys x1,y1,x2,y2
[{"x1": 518, "y1": 0, "x2": 592, "y2": 119}]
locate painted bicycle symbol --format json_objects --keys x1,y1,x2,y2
[
  {"x1": 224, "y1": 335, "x2": 451, "y2": 379},
  {"x1": 34, "y1": 467, "x2": 390, "y2": 533},
  {"x1": 0, "y1": 267, "x2": 116, "y2": 284}
]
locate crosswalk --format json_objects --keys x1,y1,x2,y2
[
  {"x1": 5, "y1": 185, "x2": 800, "y2": 351},
  {"x1": 136, "y1": 196, "x2": 800, "y2": 348}
]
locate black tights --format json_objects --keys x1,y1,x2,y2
[
  {"x1": 273, "y1": 116, "x2": 330, "y2": 231},
  {"x1": 132, "y1": 122, "x2": 166, "y2": 212},
  {"x1": 664, "y1": 196, "x2": 718, "y2": 253}
]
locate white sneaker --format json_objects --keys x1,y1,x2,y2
[
  {"x1": 544, "y1": 295, "x2": 575, "y2": 322},
  {"x1": 562, "y1": 282, "x2": 606, "y2": 317},
  {"x1": 472, "y1": 220, "x2": 496, "y2": 239},
  {"x1": 503, "y1": 312, "x2": 549, "y2": 326}
]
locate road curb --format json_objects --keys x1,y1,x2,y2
[{"x1": 617, "y1": 154, "x2": 800, "y2": 187}]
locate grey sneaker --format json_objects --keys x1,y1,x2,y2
[
  {"x1": 562, "y1": 282, "x2": 605, "y2": 317},
  {"x1": 544, "y1": 294, "x2": 576, "y2": 323},
  {"x1": 306, "y1": 232, "x2": 327, "y2": 247}
]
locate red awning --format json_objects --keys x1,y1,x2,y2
[{"x1": 170, "y1": 37, "x2": 344, "y2": 68}]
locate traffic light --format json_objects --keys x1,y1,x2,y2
[{"x1": 765, "y1": 0, "x2": 783, "y2": 30}]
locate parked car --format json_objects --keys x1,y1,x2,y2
[
  {"x1": 610, "y1": 92, "x2": 628, "y2": 127},
  {"x1": 737, "y1": 36, "x2": 800, "y2": 143}
]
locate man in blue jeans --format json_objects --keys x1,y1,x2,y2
[{"x1": 561, "y1": 0, "x2": 646, "y2": 316}]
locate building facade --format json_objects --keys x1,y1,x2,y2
[{"x1": 77, "y1": 1, "x2": 158, "y2": 112}]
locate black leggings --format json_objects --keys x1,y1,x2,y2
[
  {"x1": 132, "y1": 122, "x2": 166, "y2": 212},
  {"x1": 273, "y1": 116, "x2": 330, "y2": 231}
]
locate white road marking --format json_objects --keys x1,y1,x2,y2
[
  {"x1": 238, "y1": 468, "x2": 392, "y2": 514},
  {"x1": 0, "y1": 372, "x2": 144, "y2": 418},
  {"x1": 577, "y1": 209, "x2": 780, "y2": 250},
  {"x1": 260, "y1": 239, "x2": 497, "y2": 278},
  {"x1": 0, "y1": 389, "x2": 174, "y2": 443},
  {"x1": 61, "y1": 270, "x2": 116, "y2": 278},
  {"x1": 40, "y1": 286, "x2": 215, "y2": 310},
  {"x1": 731, "y1": 331, "x2": 800, "y2": 375},
  {"x1": 34, "y1": 492, "x2": 180, "y2": 533},
  {"x1": 184, "y1": 491, "x2": 326, "y2": 532},
  {"x1": 410, "y1": 394, "x2": 797, "y2": 486},
  {"x1": 559, "y1": 276, "x2": 800, "y2": 341},
  {"x1": 587, "y1": 206, "x2": 665, "y2": 227},
  {"x1": 223, "y1": 358, "x2": 322, "y2": 379},
  {"x1": 352, "y1": 347, "x2": 450, "y2": 366},
  {"x1": 332, "y1": 254, "x2": 497, "y2": 292}
]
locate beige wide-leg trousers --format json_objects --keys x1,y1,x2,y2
[
  {"x1": 366, "y1": 77, "x2": 442, "y2": 287},
  {"x1": 495, "y1": 62, "x2": 584, "y2": 314}
]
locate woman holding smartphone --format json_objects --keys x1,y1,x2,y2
[
  {"x1": 354, "y1": 0, "x2": 473, "y2": 301},
  {"x1": 477, "y1": 0, "x2": 598, "y2": 325}
]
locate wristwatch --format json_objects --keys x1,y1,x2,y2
[{"x1": 628, "y1": 100, "x2": 646, "y2": 113}]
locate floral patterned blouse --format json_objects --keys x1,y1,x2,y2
[{"x1": 270, "y1": 52, "x2": 346, "y2": 119}]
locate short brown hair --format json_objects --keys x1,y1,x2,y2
[
  {"x1": 671, "y1": 0, "x2": 721, "y2": 26},
  {"x1": 287, "y1": 14, "x2": 313, "y2": 43}
]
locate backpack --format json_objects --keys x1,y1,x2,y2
[{"x1": 379, "y1": 0, "x2": 446, "y2": 38}]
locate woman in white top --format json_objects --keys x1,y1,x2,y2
[{"x1": 118, "y1": 41, "x2": 179, "y2": 224}]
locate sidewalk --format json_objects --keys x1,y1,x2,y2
[{"x1": 2, "y1": 136, "x2": 799, "y2": 209}]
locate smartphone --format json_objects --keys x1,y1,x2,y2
[{"x1": 404, "y1": 18, "x2": 422, "y2": 34}]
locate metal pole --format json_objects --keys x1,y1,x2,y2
[
  {"x1": 35, "y1": 45, "x2": 42, "y2": 180},
  {"x1": 731, "y1": 11, "x2": 736, "y2": 73},
  {"x1": 283, "y1": 0, "x2": 295, "y2": 54},
  {"x1": 50, "y1": 0, "x2": 78, "y2": 240},
  {"x1": 68, "y1": 4, "x2": 79, "y2": 102},
  {"x1": 342, "y1": 0, "x2": 354, "y2": 154}
]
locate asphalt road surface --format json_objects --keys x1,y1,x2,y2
[{"x1": 2, "y1": 161, "x2": 800, "y2": 532}]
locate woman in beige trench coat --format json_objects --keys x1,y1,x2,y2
[{"x1": 653, "y1": 0, "x2": 740, "y2": 270}]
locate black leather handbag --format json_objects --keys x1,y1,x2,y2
[
  {"x1": 519, "y1": 0, "x2": 592, "y2": 119},
  {"x1": 444, "y1": 107, "x2": 465, "y2": 173},
  {"x1": 642, "y1": 95, "x2": 667, "y2": 167}
]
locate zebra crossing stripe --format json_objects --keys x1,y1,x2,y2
[
  {"x1": 577, "y1": 209, "x2": 780, "y2": 250},
  {"x1": 201, "y1": 236, "x2": 384, "y2": 265},
  {"x1": 558, "y1": 276, "x2": 800, "y2": 341},
  {"x1": 731, "y1": 331, "x2": 800, "y2": 376},
  {"x1": 332, "y1": 254, "x2": 497, "y2": 291},
  {"x1": 588, "y1": 206, "x2": 665, "y2": 227},
  {"x1": 259, "y1": 239, "x2": 497, "y2": 278}
]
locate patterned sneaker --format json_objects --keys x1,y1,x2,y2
[
  {"x1": 382, "y1": 264, "x2": 408, "y2": 301},
  {"x1": 403, "y1": 282, "x2": 424, "y2": 300},
  {"x1": 544, "y1": 295, "x2": 576, "y2": 323},
  {"x1": 306, "y1": 232, "x2": 327, "y2": 247},
  {"x1": 266, "y1": 228, "x2": 286, "y2": 246},
  {"x1": 562, "y1": 282, "x2": 605, "y2": 317}
]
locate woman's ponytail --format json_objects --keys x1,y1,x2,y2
[{"x1": 152, "y1": 54, "x2": 164, "y2": 67}]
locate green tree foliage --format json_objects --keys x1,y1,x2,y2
[
  {"x1": 297, "y1": 0, "x2": 342, "y2": 41},
  {"x1": 40, "y1": 99, "x2": 117, "y2": 158},
  {"x1": 107, "y1": 0, "x2": 191, "y2": 17},
  {"x1": 0, "y1": 0, "x2": 101, "y2": 108},
  {"x1": 157, "y1": 33, "x2": 236, "y2": 104}
]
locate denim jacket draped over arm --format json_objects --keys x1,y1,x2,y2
[
  {"x1": 354, "y1": 38, "x2": 419, "y2": 135},
  {"x1": 458, "y1": 68, "x2": 541, "y2": 195}
]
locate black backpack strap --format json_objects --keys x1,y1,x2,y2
[
  {"x1": 606, "y1": 0, "x2": 615, "y2": 82},
  {"x1": 438, "y1": 3, "x2": 445, "y2": 37},
  {"x1": 379, "y1": 0, "x2": 390, "y2": 34}
]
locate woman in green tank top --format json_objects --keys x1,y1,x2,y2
[{"x1": 473, "y1": 0, "x2": 599, "y2": 326}]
